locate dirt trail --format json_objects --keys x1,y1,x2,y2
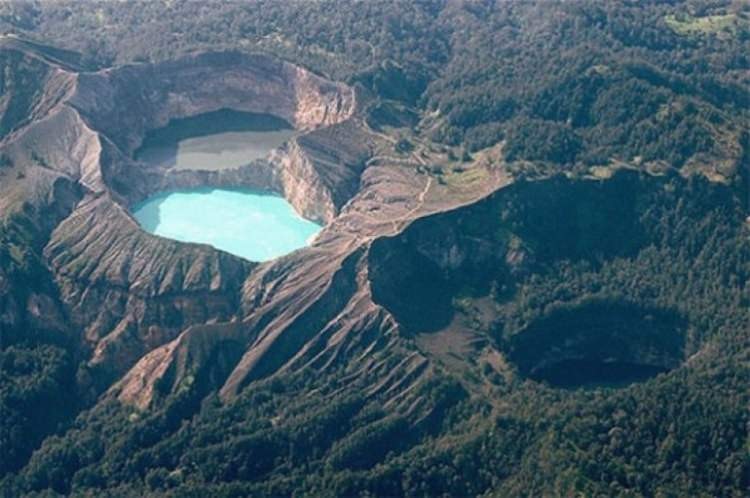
[{"x1": 389, "y1": 176, "x2": 432, "y2": 234}]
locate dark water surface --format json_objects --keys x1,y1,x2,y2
[{"x1": 136, "y1": 109, "x2": 295, "y2": 171}]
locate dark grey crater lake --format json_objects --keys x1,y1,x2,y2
[{"x1": 136, "y1": 109, "x2": 295, "y2": 171}]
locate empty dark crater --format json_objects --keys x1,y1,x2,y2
[{"x1": 506, "y1": 300, "x2": 687, "y2": 389}]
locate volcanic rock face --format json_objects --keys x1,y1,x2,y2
[{"x1": 68, "y1": 51, "x2": 355, "y2": 153}]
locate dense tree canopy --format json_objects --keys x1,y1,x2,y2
[{"x1": 1, "y1": 1, "x2": 748, "y2": 496}]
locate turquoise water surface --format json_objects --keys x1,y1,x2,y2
[{"x1": 133, "y1": 188, "x2": 321, "y2": 262}]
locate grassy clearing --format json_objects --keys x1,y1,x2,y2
[
  {"x1": 664, "y1": 12, "x2": 748, "y2": 38},
  {"x1": 441, "y1": 164, "x2": 489, "y2": 190}
]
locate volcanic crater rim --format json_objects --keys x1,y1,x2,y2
[{"x1": 71, "y1": 52, "x2": 359, "y2": 262}]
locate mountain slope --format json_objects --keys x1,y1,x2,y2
[{"x1": 0, "y1": 1, "x2": 748, "y2": 495}]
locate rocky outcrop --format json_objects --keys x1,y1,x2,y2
[
  {"x1": 5, "y1": 106, "x2": 105, "y2": 193},
  {"x1": 113, "y1": 321, "x2": 246, "y2": 410},
  {"x1": 68, "y1": 51, "x2": 356, "y2": 154},
  {"x1": 273, "y1": 121, "x2": 374, "y2": 223},
  {"x1": 0, "y1": 36, "x2": 79, "y2": 141}
]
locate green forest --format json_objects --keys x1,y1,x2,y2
[{"x1": 1, "y1": 0, "x2": 749, "y2": 496}]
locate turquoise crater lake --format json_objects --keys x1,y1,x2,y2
[{"x1": 133, "y1": 188, "x2": 322, "y2": 262}]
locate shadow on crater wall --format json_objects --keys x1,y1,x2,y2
[
  {"x1": 368, "y1": 238, "x2": 456, "y2": 334},
  {"x1": 506, "y1": 300, "x2": 687, "y2": 388}
]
